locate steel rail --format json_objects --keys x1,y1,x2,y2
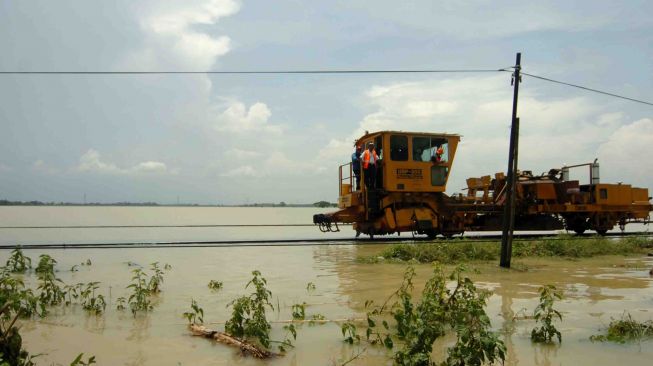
[{"x1": 1, "y1": 232, "x2": 650, "y2": 250}]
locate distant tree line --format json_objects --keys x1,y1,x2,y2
[
  {"x1": 0, "y1": 199, "x2": 160, "y2": 206},
  {"x1": 0, "y1": 199, "x2": 337, "y2": 207}
]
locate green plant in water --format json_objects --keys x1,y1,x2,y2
[
  {"x1": 442, "y1": 266, "x2": 506, "y2": 366},
  {"x1": 70, "y1": 353, "x2": 96, "y2": 366},
  {"x1": 0, "y1": 304, "x2": 38, "y2": 366},
  {"x1": 147, "y1": 262, "x2": 165, "y2": 293},
  {"x1": 341, "y1": 322, "x2": 360, "y2": 344},
  {"x1": 80, "y1": 282, "x2": 106, "y2": 315},
  {"x1": 126, "y1": 268, "x2": 152, "y2": 316},
  {"x1": 291, "y1": 302, "x2": 306, "y2": 320},
  {"x1": 35, "y1": 255, "x2": 65, "y2": 308},
  {"x1": 346, "y1": 265, "x2": 505, "y2": 366},
  {"x1": 225, "y1": 270, "x2": 274, "y2": 349},
  {"x1": 63, "y1": 283, "x2": 83, "y2": 306},
  {"x1": 35, "y1": 254, "x2": 56, "y2": 274},
  {"x1": 0, "y1": 268, "x2": 42, "y2": 318},
  {"x1": 590, "y1": 312, "x2": 653, "y2": 343},
  {"x1": 531, "y1": 285, "x2": 563, "y2": 344},
  {"x1": 277, "y1": 324, "x2": 297, "y2": 353},
  {"x1": 309, "y1": 313, "x2": 326, "y2": 325},
  {"x1": 208, "y1": 280, "x2": 223, "y2": 291},
  {"x1": 183, "y1": 299, "x2": 204, "y2": 325},
  {"x1": 115, "y1": 297, "x2": 126, "y2": 311},
  {"x1": 306, "y1": 282, "x2": 316, "y2": 293},
  {"x1": 5, "y1": 247, "x2": 32, "y2": 273}
]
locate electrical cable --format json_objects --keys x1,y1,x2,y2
[
  {"x1": 520, "y1": 71, "x2": 653, "y2": 106},
  {"x1": 3, "y1": 67, "x2": 650, "y2": 106},
  {"x1": 0, "y1": 69, "x2": 505, "y2": 75}
]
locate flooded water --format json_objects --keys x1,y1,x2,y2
[{"x1": 1, "y1": 207, "x2": 652, "y2": 365}]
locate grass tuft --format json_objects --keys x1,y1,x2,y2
[
  {"x1": 590, "y1": 313, "x2": 653, "y2": 343},
  {"x1": 360, "y1": 235, "x2": 652, "y2": 264}
]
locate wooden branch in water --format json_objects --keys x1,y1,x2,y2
[{"x1": 189, "y1": 324, "x2": 278, "y2": 359}]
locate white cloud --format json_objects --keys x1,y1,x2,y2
[
  {"x1": 31, "y1": 160, "x2": 60, "y2": 174},
  {"x1": 0, "y1": 163, "x2": 12, "y2": 173},
  {"x1": 77, "y1": 149, "x2": 172, "y2": 175},
  {"x1": 221, "y1": 165, "x2": 262, "y2": 178},
  {"x1": 124, "y1": 0, "x2": 240, "y2": 70},
  {"x1": 224, "y1": 148, "x2": 262, "y2": 159},
  {"x1": 597, "y1": 118, "x2": 653, "y2": 187},
  {"x1": 220, "y1": 151, "x2": 324, "y2": 178},
  {"x1": 213, "y1": 101, "x2": 282, "y2": 134},
  {"x1": 132, "y1": 161, "x2": 168, "y2": 173}
]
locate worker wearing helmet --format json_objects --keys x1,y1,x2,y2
[
  {"x1": 362, "y1": 142, "x2": 379, "y2": 189},
  {"x1": 352, "y1": 145, "x2": 362, "y2": 190}
]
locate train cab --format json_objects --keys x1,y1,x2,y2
[{"x1": 315, "y1": 131, "x2": 461, "y2": 238}]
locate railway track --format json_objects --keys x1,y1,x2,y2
[{"x1": 1, "y1": 231, "x2": 650, "y2": 250}]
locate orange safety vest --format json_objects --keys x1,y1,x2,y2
[{"x1": 362, "y1": 149, "x2": 378, "y2": 169}]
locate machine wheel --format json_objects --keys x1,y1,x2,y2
[
  {"x1": 426, "y1": 230, "x2": 437, "y2": 240},
  {"x1": 573, "y1": 227, "x2": 586, "y2": 235},
  {"x1": 595, "y1": 229, "x2": 608, "y2": 236}
]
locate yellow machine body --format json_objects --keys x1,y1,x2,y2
[{"x1": 315, "y1": 130, "x2": 652, "y2": 238}]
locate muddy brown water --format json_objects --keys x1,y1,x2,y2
[{"x1": 1, "y1": 207, "x2": 652, "y2": 365}]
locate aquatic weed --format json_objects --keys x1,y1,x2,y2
[
  {"x1": 208, "y1": 280, "x2": 223, "y2": 291},
  {"x1": 127, "y1": 268, "x2": 153, "y2": 316},
  {"x1": 590, "y1": 312, "x2": 653, "y2": 343},
  {"x1": 225, "y1": 270, "x2": 274, "y2": 348},
  {"x1": 5, "y1": 247, "x2": 32, "y2": 273},
  {"x1": 147, "y1": 262, "x2": 165, "y2": 293},
  {"x1": 80, "y1": 282, "x2": 107, "y2": 315},
  {"x1": 345, "y1": 265, "x2": 505, "y2": 366},
  {"x1": 70, "y1": 353, "x2": 96, "y2": 366},
  {"x1": 183, "y1": 299, "x2": 204, "y2": 325},
  {"x1": 531, "y1": 285, "x2": 563, "y2": 343},
  {"x1": 291, "y1": 302, "x2": 307, "y2": 320}
]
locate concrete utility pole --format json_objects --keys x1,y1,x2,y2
[{"x1": 500, "y1": 52, "x2": 522, "y2": 268}]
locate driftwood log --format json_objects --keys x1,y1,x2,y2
[{"x1": 189, "y1": 324, "x2": 278, "y2": 359}]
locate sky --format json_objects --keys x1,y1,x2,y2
[{"x1": 0, "y1": 0, "x2": 652, "y2": 204}]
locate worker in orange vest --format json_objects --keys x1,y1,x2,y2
[{"x1": 361, "y1": 142, "x2": 379, "y2": 188}]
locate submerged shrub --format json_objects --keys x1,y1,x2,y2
[
  {"x1": 183, "y1": 299, "x2": 204, "y2": 325},
  {"x1": 347, "y1": 265, "x2": 505, "y2": 366},
  {"x1": 531, "y1": 285, "x2": 563, "y2": 343},
  {"x1": 127, "y1": 268, "x2": 153, "y2": 316},
  {"x1": 208, "y1": 280, "x2": 223, "y2": 291},
  {"x1": 590, "y1": 313, "x2": 653, "y2": 343},
  {"x1": 5, "y1": 247, "x2": 32, "y2": 273},
  {"x1": 225, "y1": 270, "x2": 274, "y2": 348}
]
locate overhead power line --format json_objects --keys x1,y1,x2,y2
[
  {"x1": 0, "y1": 68, "x2": 504, "y2": 75},
  {"x1": 2, "y1": 66, "x2": 650, "y2": 106},
  {"x1": 520, "y1": 71, "x2": 653, "y2": 107}
]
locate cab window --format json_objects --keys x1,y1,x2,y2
[
  {"x1": 412, "y1": 136, "x2": 449, "y2": 163},
  {"x1": 374, "y1": 136, "x2": 383, "y2": 160},
  {"x1": 390, "y1": 135, "x2": 408, "y2": 161}
]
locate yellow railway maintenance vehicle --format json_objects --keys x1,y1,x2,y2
[{"x1": 313, "y1": 130, "x2": 652, "y2": 238}]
